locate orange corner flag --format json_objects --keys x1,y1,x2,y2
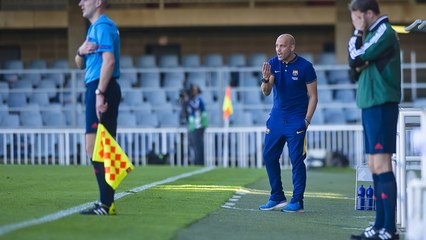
[
  {"x1": 222, "y1": 86, "x2": 233, "y2": 120},
  {"x1": 92, "y1": 123, "x2": 134, "y2": 190}
]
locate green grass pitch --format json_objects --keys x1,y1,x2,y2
[{"x1": 0, "y1": 165, "x2": 395, "y2": 240}]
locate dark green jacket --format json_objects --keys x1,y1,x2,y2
[{"x1": 348, "y1": 16, "x2": 401, "y2": 109}]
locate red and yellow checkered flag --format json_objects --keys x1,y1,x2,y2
[{"x1": 92, "y1": 123, "x2": 134, "y2": 190}]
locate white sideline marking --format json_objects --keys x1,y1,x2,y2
[{"x1": 0, "y1": 167, "x2": 214, "y2": 237}]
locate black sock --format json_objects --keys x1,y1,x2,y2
[
  {"x1": 378, "y1": 171, "x2": 397, "y2": 234},
  {"x1": 93, "y1": 161, "x2": 115, "y2": 207}
]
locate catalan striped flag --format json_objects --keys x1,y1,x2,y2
[
  {"x1": 92, "y1": 123, "x2": 134, "y2": 190},
  {"x1": 222, "y1": 85, "x2": 234, "y2": 120}
]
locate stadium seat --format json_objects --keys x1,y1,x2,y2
[
  {"x1": 240, "y1": 74, "x2": 259, "y2": 87},
  {"x1": 182, "y1": 54, "x2": 201, "y2": 67},
  {"x1": 137, "y1": 113, "x2": 159, "y2": 128},
  {"x1": 232, "y1": 111, "x2": 253, "y2": 127},
  {"x1": 26, "y1": 59, "x2": 46, "y2": 86},
  {"x1": 134, "y1": 102, "x2": 152, "y2": 116},
  {"x1": 163, "y1": 70, "x2": 185, "y2": 87},
  {"x1": 323, "y1": 108, "x2": 346, "y2": 124},
  {"x1": 248, "y1": 53, "x2": 267, "y2": 67},
  {"x1": 317, "y1": 89, "x2": 334, "y2": 104},
  {"x1": 37, "y1": 79, "x2": 58, "y2": 99},
  {"x1": 120, "y1": 71, "x2": 138, "y2": 85},
  {"x1": 0, "y1": 114, "x2": 20, "y2": 128},
  {"x1": 123, "y1": 90, "x2": 144, "y2": 106},
  {"x1": 318, "y1": 52, "x2": 336, "y2": 65},
  {"x1": 0, "y1": 105, "x2": 9, "y2": 121},
  {"x1": 335, "y1": 89, "x2": 355, "y2": 103},
  {"x1": 120, "y1": 55, "x2": 134, "y2": 68},
  {"x1": 0, "y1": 82, "x2": 9, "y2": 103},
  {"x1": 7, "y1": 93, "x2": 27, "y2": 109},
  {"x1": 249, "y1": 109, "x2": 269, "y2": 126},
  {"x1": 42, "y1": 111, "x2": 67, "y2": 127},
  {"x1": 159, "y1": 54, "x2": 179, "y2": 68},
  {"x1": 200, "y1": 90, "x2": 215, "y2": 105},
  {"x1": 311, "y1": 108, "x2": 325, "y2": 124},
  {"x1": 328, "y1": 69, "x2": 350, "y2": 84},
  {"x1": 316, "y1": 71, "x2": 328, "y2": 85},
  {"x1": 136, "y1": 54, "x2": 157, "y2": 68},
  {"x1": 242, "y1": 88, "x2": 262, "y2": 105},
  {"x1": 207, "y1": 107, "x2": 222, "y2": 127},
  {"x1": 228, "y1": 53, "x2": 246, "y2": 67},
  {"x1": 2, "y1": 59, "x2": 23, "y2": 82},
  {"x1": 11, "y1": 78, "x2": 33, "y2": 98},
  {"x1": 29, "y1": 92, "x2": 50, "y2": 106},
  {"x1": 139, "y1": 71, "x2": 161, "y2": 88},
  {"x1": 344, "y1": 108, "x2": 361, "y2": 123},
  {"x1": 157, "y1": 111, "x2": 180, "y2": 128},
  {"x1": 20, "y1": 109, "x2": 43, "y2": 128},
  {"x1": 187, "y1": 71, "x2": 207, "y2": 89},
  {"x1": 118, "y1": 112, "x2": 138, "y2": 128},
  {"x1": 262, "y1": 94, "x2": 273, "y2": 105},
  {"x1": 46, "y1": 59, "x2": 68, "y2": 87},
  {"x1": 204, "y1": 54, "x2": 224, "y2": 67},
  {"x1": 145, "y1": 90, "x2": 168, "y2": 105}
]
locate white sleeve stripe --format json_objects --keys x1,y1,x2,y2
[{"x1": 349, "y1": 24, "x2": 387, "y2": 60}]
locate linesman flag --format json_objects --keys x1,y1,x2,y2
[
  {"x1": 92, "y1": 123, "x2": 134, "y2": 190},
  {"x1": 222, "y1": 85, "x2": 233, "y2": 120}
]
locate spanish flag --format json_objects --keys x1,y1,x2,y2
[
  {"x1": 222, "y1": 85, "x2": 233, "y2": 120},
  {"x1": 92, "y1": 123, "x2": 134, "y2": 190}
]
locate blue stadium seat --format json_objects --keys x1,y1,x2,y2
[
  {"x1": 0, "y1": 114, "x2": 20, "y2": 128},
  {"x1": 207, "y1": 107, "x2": 222, "y2": 127},
  {"x1": 157, "y1": 111, "x2": 180, "y2": 128},
  {"x1": 37, "y1": 79, "x2": 58, "y2": 99},
  {"x1": 29, "y1": 92, "x2": 50, "y2": 106},
  {"x1": 118, "y1": 112, "x2": 138, "y2": 128},
  {"x1": 7, "y1": 93, "x2": 27, "y2": 109},
  {"x1": 137, "y1": 113, "x2": 159, "y2": 128},
  {"x1": 317, "y1": 89, "x2": 334, "y2": 104},
  {"x1": 228, "y1": 53, "x2": 246, "y2": 67},
  {"x1": 311, "y1": 108, "x2": 325, "y2": 124},
  {"x1": 20, "y1": 109, "x2": 43, "y2": 128},
  {"x1": 232, "y1": 111, "x2": 253, "y2": 127},
  {"x1": 42, "y1": 111, "x2": 67, "y2": 127},
  {"x1": 139, "y1": 71, "x2": 161, "y2": 88},
  {"x1": 240, "y1": 74, "x2": 259, "y2": 87},
  {"x1": 187, "y1": 71, "x2": 207, "y2": 89},
  {"x1": 316, "y1": 71, "x2": 328, "y2": 85},
  {"x1": 46, "y1": 59, "x2": 68, "y2": 87},
  {"x1": 159, "y1": 55, "x2": 179, "y2": 68},
  {"x1": 318, "y1": 52, "x2": 336, "y2": 65},
  {"x1": 11, "y1": 78, "x2": 33, "y2": 98},
  {"x1": 344, "y1": 108, "x2": 361, "y2": 123},
  {"x1": 328, "y1": 69, "x2": 350, "y2": 84},
  {"x1": 120, "y1": 71, "x2": 138, "y2": 85},
  {"x1": 2, "y1": 60, "x2": 23, "y2": 82},
  {"x1": 120, "y1": 55, "x2": 134, "y2": 68},
  {"x1": 204, "y1": 54, "x2": 224, "y2": 67},
  {"x1": 248, "y1": 53, "x2": 267, "y2": 67},
  {"x1": 145, "y1": 90, "x2": 168, "y2": 105},
  {"x1": 323, "y1": 108, "x2": 346, "y2": 124},
  {"x1": 0, "y1": 82, "x2": 9, "y2": 103},
  {"x1": 136, "y1": 54, "x2": 157, "y2": 68},
  {"x1": 123, "y1": 90, "x2": 144, "y2": 106},
  {"x1": 335, "y1": 89, "x2": 355, "y2": 103},
  {"x1": 182, "y1": 54, "x2": 201, "y2": 67},
  {"x1": 163, "y1": 70, "x2": 185, "y2": 87},
  {"x1": 242, "y1": 88, "x2": 262, "y2": 105}
]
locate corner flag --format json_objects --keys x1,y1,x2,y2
[
  {"x1": 222, "y1": 85, "x2": 233, "y2": 120},
  {"x1": 92, "y1": 123, "x2": 134, "y2": 190}
]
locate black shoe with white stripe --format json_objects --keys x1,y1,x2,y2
[
  {"x1": 80, "y1": 203, "x2": 116, "y2": 215},
  {"x1": 366, "y1": 228, "x2": 399, "y2": 240},
  {"x1": 350, "y1": 226, "x2": 379, "y2": 240}
]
